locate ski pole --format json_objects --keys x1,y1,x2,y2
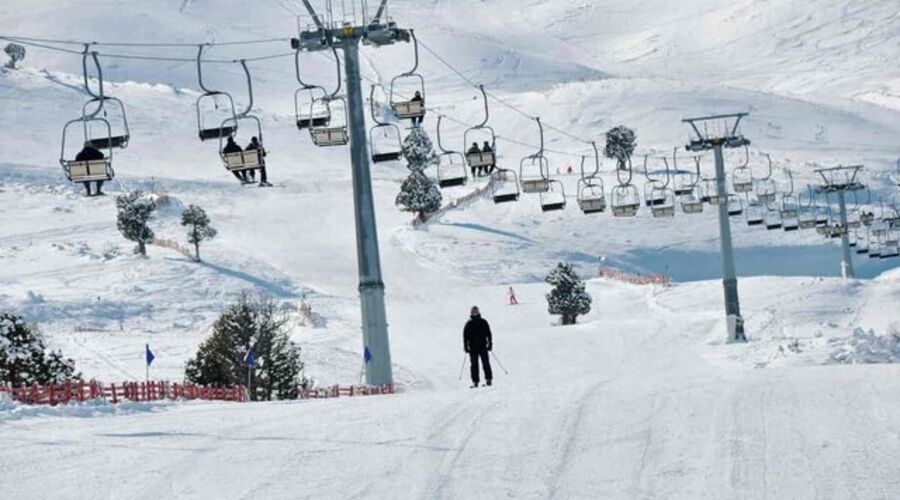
[
  {"x1": 490, "y1": 351, "x2": 509, "y2": 375},
  {"x1": 457, "y1": 354, "x2": 468, "y2": 380}
]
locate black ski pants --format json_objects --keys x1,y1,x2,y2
[{"x1": 469, "y1": 349, "x2": 492, "y2": 385}]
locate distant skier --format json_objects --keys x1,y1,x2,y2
[
  {"x1": 74, "y1": 144, "x2": 106, "y2": 196},
  {"x1": 464, "y1": 306, "x2": 493, "y2": 388},
  {"x1": 507, "y1": 287, "x2": 518, "y2": 305},
  {"x1": 467, "y1": 142, "x2": 481, "y2": 178},
  {"x1": 481, "y1": 141, "x2": 494, "y2": 176},
  {"x1": 244, "y1": 136, "x2": 272, "y2": 187},
  {"x1": 223, "y1": 136, "x2": 249, "y2": 184}
]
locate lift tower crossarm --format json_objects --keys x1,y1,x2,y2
[{"x1": 813, "y1": 165, "x2": 867, "y2": 279}]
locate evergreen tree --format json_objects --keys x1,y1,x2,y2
[
  {"x1": 396, "y1": 125, "x2": 442, "y2": 220},
  {"x1": 604, "y1": 125, "x2": 637, "y2": 171},
  {"x1": 185, "y1": 293, "x2": 306, "y2": 401},
  {"x1": 4, "y1": 43, "x2": 25, "y2": 69},
  {"x1": 0, "y1": 313, "x2": 79, "y2": 386},
  {"x1": 181, "y1": 204, "x2": 217, "y2": 262},
  {"x1": 402, "y1": 125, "x2": 438, "y2": 171},
  {"x1": 396, "y1": 169, "x2": 443, "y2": 221},
  {"x1": 116, "y1": 191, "x2": 156, "y2": 256},
  {"x1": 545, "y1": 262, "x2": 592, "y2": 325}
]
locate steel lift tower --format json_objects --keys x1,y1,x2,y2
[
  {"x1": 814, "y1": 165, "x2": 866, "y2": 279},
  {"x1": 683, "y1": 113, "x2": 751, "y2": 343},
  {"x1": 294, "y1": 0, "x2": 409, "y2": 386}
]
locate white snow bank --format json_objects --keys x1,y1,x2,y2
[
  {"x1": 0, "y1": 395, "x2": 171, "y2": 421},
  {"x1": 829, "y1": 327, "x2": 900, "y2": 364}
]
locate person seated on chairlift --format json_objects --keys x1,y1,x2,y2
[
  {"x1": 244, "y1": 136, "x2": 272, "y2": 187},
  {"x1": 75, "y1": 144, "x2": 106, "y2": 196},
  {"x1": 467, "y1": 142, "x2": 481, "y2": 178},
  {"x1": 481, "y1": 141, "x2": 495, "y2": 177},
  {"x1": 223, "y1": 136, "x2": 250, "y2": 184},
  {"x1": 410, "y1": 91, "x2": 424, "y2": 125}
]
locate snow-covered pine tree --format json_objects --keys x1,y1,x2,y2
[
  {"x1": 604, "y1": 125, "x2": 637, "y2": 171},
  {"x1": 181, "y1": 204, "x2": 217, "y2": 262},
  {"x1": 4, "y1": 43, "x2": 25, "y2": 69},
  {"x1": 0, "y1": 313, "x2": 79, "y2": 386},
  {"x1": 116, "y1": 191, "x2": 156, "y2": 256},
  {"x1": 401, "y1": 124, "x2": 438, "y2": 171},
  {"x1": 185, "y1": 293, "x2": 306, "y2": 401},
  {"x1": 396, "y1": 125, "x2": 442, "y2": 221},
  {"x1": 396, "y1": 169, "x2": 443, "y2": 221},
  {"x1": 545, "y1": 262, "x2": 592, "y2": 325}
]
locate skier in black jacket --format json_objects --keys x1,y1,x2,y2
[
  {"x1": 223, "y1": 136, "x2": 249, "y2": 184},
  {"x1": 463, "y1": 306, "x2": 493, "y2": 387}
]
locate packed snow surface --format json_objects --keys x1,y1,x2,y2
[{"x1": 1, "y1": 0, "x2": 899, "y2": 498}]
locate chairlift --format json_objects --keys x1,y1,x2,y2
[
  {"x1": 611, "y1": 160, "x2": 641, "y2": 217},
  {"x1": 797, "y1": 186, "x2": 817, "y2": 229},
  {"x1": 764, "y1": 209, "x2": 783, "y2": 230},
  {"x1": 731, "y1": 145, "x2": 753, "y2": 193},
  {"x1": 672, "y1": 148, "x2": 695, "y2": 196},
  {"x1": 59, "y1": 48, "x2": 116, "y2": 186},
  {"x1": 577, "y1": 144, "x2": 606, "y2": 214},
  {"x1": 389, "y1": 30, "x2": 426, "y2": 121},
  {"x1": 698, "y1": 157, "x2": 728, "y2": 205},
  {"x1": 519, "y1": 118, "x2": 551, "y2": 193},
  {"x1": 464, "y1": 85, "x2": 497, "y2": 170},
  {"x1": 648, "y1": 156, "x2": 675, "y2": 218},
  {"x1": 196, "y1": 45, "x2": 238, "y2": 141},
  {"x1": 80, "y1": 51, "x2": 130, "y2": 151},
  {"x1": 540, "y1": 180, "x2": 567, "y2": 212},
  {"x1": 727, "y1": 196, "x2": 744, "y2": 217},
  {"x1": 294, "y1": 49, "x2": 330, "y2": 130},
  {"x1": 643, "y1": 155, "x2": 667, "y2": 207},
  {"x1": 855, "y1": 229, "x2": 870, "y2": 255},
  {"x1": 745, "y1": 201, "x2": 765, "y2": 226},
  {"x1": 677, "y1": 154, "x2": 704, "y2": 214},
  {"x1": 491, "y1": 168, "x2": 520, "y2": 204},
  {"x1": 368, "y1": 85, "x2": 403, "y2": 163},
  {"x1": 434, "y1": 115, "x2": 467, "y2": 188},
  {"x1": 217, "y1": 60, "x2": 267, "y2": 175},
  {"x1": 754, "y1": 154, "x2": 778, "y2": 205},
  {"x1": 309, "y1": 48, "x2": 349, "y2": 147}
]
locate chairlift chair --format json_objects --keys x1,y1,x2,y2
[
  {"x1": 647, "y1": 156, "x2": 675, "y2": 217},
  {"x1": 519, "y1": 118, "x2": 551, "y2": 193},
  {"x1": 388, "y1": 30, "x2": 426, "y2": 121},
  {"x1": 754, "y1": 154, "x2": 778, "y2": 204},
  {"x1": 196, "y1": 45, "x2": 238, "y2": 141},
  {"x1": 745, "y1": 202, "x2": 765, "y2": 226},
  {"x1": 765, "y1": 210, "x2": 783, "y2": 230},
  {"x1": 82, "y1": 96, "x2": 130, "y2": 150},
  {"x1": 577, "y1": 145, "x2": 606, "y2": 214},
  {"x1": 643, "y1": 156, "x2": 669, "y2": 207},
  {"x1": 677, "y1": 154, "x2": 704, "y2": 214},
  {"x1": 215, "y1": 60, "x2": 268, "y2": 175},
  {"x1": 727, "y1": 196, "x2": 744, "y2": 217},
  {"x1": 611, "y1": 184, "x2": 641, "y2": 217},
  {"x1": 672, "y1": 149, "x2": 696, "y2": 196},
  {"x1": 731, "y1": 146, "x2": 753, "y2": 193},
  {"x1": 59, "y1": 49, "x2": 117, "y2": 186},
  {"x1": 310, "y1": 96, "x2": 350, "y2": 147},
  {"x1": 540, "y1": 180, "x2": 567, "y2": 212},
  {"x1": 463, "y1": 86, "x2": 497, "y2": 170},
  {"x1": 434, "y1": 115, "x2": 467, "y2": 188},
  {"x1": 491, "y1": 168, "x2": 520, "y2": 204},
  {"x1": 294, "y1": 50, "x2": 330, "y2": 130},
  {"x1": 368, "y1": 85, "x2": 403, "y2": 163}
]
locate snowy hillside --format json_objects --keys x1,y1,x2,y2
[{"x1": 1, "y1": 0, "x2": 899, "y2": 498}]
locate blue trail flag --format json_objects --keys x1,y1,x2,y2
[
  {"x1": 145, "y1": 344, "x2": 155, "y2": 367},
  {"x1": 364, "y1": 346, "x2": 372, "y2": 363},
  {"x1": 244, "y1": 348, "x2": 256, "y2": 368}
]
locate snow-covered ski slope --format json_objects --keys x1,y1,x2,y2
[{"x1": 1, "y1": 1, "x2": 899, "y2": 498}]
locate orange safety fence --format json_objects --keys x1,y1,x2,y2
[
  {"x1": 0, "y1": 380, "x2": 247, "y2": 406},
  {"x1": 598, "y1": 267, "x2": 671, "y2": 287}
]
